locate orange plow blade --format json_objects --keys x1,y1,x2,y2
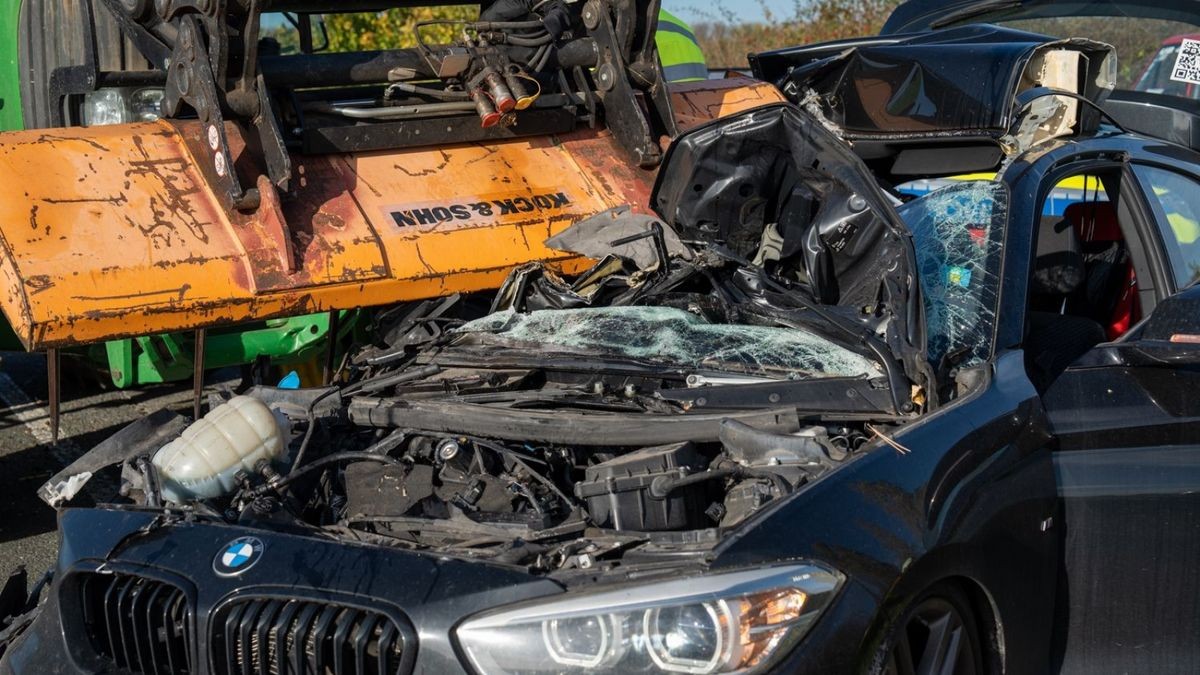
[{"x1": 0, "y1": 78, "x2": 783, "y2": 350}]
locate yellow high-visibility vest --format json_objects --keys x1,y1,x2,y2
[{"x1": 656, "y1": 9, "x2": 708, "y2": 83}]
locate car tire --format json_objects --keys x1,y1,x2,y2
[{"x1": 870, "y1": 581, "x2": 986, "y2": 675}]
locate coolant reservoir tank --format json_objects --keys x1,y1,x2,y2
[{"x1": 152, "y1": 396, "x2": 286, "y2": 502}]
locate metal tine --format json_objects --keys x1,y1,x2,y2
[
  {"x1": 47, "y1": 348, "x2": 59, "y2": 444},
  {"x1": 193, "y1": 329, "x2": 206, "y2": 422}
]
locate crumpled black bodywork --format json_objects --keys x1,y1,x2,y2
[
  {"x1": 653, "y1": 105, "x2": 913, "y2": 307},
  {"x1": 752, "y1": 26, "x2": 1113, "y2": 143},
  {"x1": 651, "y1": 104, "x2": 931, "y2": 394}
]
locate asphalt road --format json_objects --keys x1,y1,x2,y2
[{"x1": 0, "y1": 351, "x2": 235, "y2": 579}]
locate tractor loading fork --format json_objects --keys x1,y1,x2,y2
[
  {"x1": 4, "y1": 0, "x2": 780, "y2": 439},
  {"x1": 97, "y1": 0, "x2": 677, "y2": 210}
]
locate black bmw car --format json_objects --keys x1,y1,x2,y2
[{"x1": 4, "y1": 2, "x2": 1200, "y2": 674}]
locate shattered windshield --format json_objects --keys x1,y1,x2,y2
[
  {"x1": 456, "y1": 306, "x2": 883, "y2": 379},
  {"x1": 900, "y1": 181, "x2": 1008, "y2": 368}
]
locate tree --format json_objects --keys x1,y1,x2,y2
[
  {"x1": 690, "y1": 0, "x2": 902, "y2": 68},
  {"x1": 323, "y1": 7, "x2": 479, "y2": 52}
]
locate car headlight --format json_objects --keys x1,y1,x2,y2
[
  {"x1": 455, "y1": 563, "x2": 843, "y2": 674},
  {"x1": 83, "y1": 87, "x2": 164, "y2": 126}
]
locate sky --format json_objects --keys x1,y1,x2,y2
[{"x1": 663, "y1": 0, "x2": 797, "y2": 23}]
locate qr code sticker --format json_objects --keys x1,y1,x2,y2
[{"x1": 1171, "y1": 38, "x2": 1200, "y2": 85}]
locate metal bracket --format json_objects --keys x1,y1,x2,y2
[
  {"x1": 47, "y1": 0, "x2": 102, "y2": 128},
  {"x1": 96, "y1": 0, "x2": 172, "y2": 68},
  {"x1": 254, "y1": 73, "x2": 294, "y2": 193},
  {"x1": 582, "y1": 0, "x2": 677, "y2": 167},
  {"x1": 163, "y1": 15, "x2": 260, "y2": 210},
  {"x1": 47, "y1": 348, "x2": 60, "y2": 444},
  {"x1": 156, "y1": 0, "x2": 292, "y2": 208}
]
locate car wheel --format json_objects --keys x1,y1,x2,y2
[{"x1": 876, "y1": 583, "x2": 984, "y2": 675}]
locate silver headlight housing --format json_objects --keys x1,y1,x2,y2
[{"x1": 455, "y1": 563, "x2": 843, "y2": 674}]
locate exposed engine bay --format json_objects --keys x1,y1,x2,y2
[
  {"x1": 41, "y1": 104, "x2": 932, "y2": 578},
  {"x1": 79, "y1": 310, "x2": 882, "y2": 578},
  {"x1": 139, "y1": 385, "x2": 873, "y2": 574}
]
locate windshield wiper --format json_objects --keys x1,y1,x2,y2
[{"x1": 658, "y1": 375, "x2": 901, "y2": 417}]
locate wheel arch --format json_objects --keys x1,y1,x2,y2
[{"x1": 858, "y1": 560, "x2": 1009, "y2": 675}]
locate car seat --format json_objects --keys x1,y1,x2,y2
[
  {"x1": 1026, "y1": 213, "x2": 1107, "y2": 389},
  {"x1": 1062, "y1": 201, "x2": 1140, "y2": 339}
]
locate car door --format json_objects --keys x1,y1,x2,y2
[{"x1": 1040, "y1": 158, "x2": 1200, "y2": 673}]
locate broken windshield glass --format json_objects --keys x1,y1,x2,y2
[
  {"x1": 456, "y1": 306, "x2": 882, "y2": 379},
  {"x1": 900, "y1": 181, "x2": 1008, "y2": 368}
]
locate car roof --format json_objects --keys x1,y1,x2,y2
[
  {"x1": 883, "y1": 0, "x2": 1200, "y2": 35},
  {"x1": 1161, "y1": 33, "x2": 1200, "y2": 46}
]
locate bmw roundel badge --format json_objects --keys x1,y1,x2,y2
[{"x1": 213, "y1": 536, "x2": 264, "y2": 577}]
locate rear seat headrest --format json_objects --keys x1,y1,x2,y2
[
  {"x1": 1032, "y1": 215, "x2": 1085, "y2": 296},
  {"x1": 1064, "y1": 201, "x2": 1121, "y2": 242}
]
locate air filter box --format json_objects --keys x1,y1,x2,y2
[{"x1": 575, "y1": 442, "x2": 710, "y2": 531}]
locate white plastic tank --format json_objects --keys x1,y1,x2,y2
[{"x1": 152, "y1": 396, "x2": 287, "y2": 503}]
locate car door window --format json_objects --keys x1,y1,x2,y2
[{"x1": 1133, "y1": 165, "x2": 1200, "y2": 289}]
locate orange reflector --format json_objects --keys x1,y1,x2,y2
[{"x1": 1170, "y1": 334, "x2": 1200, "y2": 344}]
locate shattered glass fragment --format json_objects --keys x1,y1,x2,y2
[
  {"x1": 457, "y1": 306, "x2": 882, "y2": 379},
  {"x1": 900, "y1": 181, "x2": 1007, "y2": 368}
]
